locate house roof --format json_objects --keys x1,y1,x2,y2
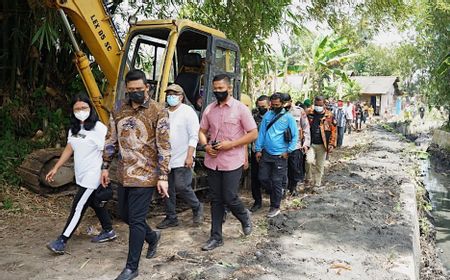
[{"x1": 351, "y1": 76, "x2": 399, "y2": 95}]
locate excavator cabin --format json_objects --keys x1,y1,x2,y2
[{"x1": 116, "y1": 20, "x2": 242, "y2": 115}]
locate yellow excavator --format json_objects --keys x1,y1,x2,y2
[{"x1": 18, "y1": 0, "x2": 249, "y2": 193}]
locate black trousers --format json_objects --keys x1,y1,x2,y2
[
  {"x1": 118, "y1": 185, "x2": 157, "y2": 272},
  {"x1": 207, "y1": 167, "x2": 248, "y2": 241},
  {"x1": 258, "y1": 151, "x2": 288, "y2": 209},
  {"x1": 250, "y1": 152, "x2": 262, "y2": 206},
  {"x1": 287, "y1": 149, "x2": 304, "y2": 191},
  {"x1": 61, "y1": 186, "x2": 112, "y2": 240}
]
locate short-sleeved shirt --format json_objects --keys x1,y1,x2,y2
[
  {"x1": 68, "y1": 121, "x2": 107, "y2": 189},
  {"x1": 168, "y1": 103, "x2": 199, "y2": 169},
  {"x1": 200, "y1": 97, "x2": 257, "y2": 171}
]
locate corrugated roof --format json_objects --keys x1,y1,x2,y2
[{"x1": 351, "y1": 76, "x2": 398, "y2": 95}]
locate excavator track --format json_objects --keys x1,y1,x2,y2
[
  {"x1": 17, "y1": 148, "x2": 75, "y2": 194},
  {"x1": 17, "y1": 148, "x2": 122, "y2": 194}
]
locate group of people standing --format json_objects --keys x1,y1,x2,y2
[
  {"x1": 43, "y1": 69, "x2": 345, "y2": 280},
  {"x1": 250, "y1": 94, "x2": 337, "y2": 217},
  {"x1": 313, "y1": 99, "x2": 373, "y2": 149}
]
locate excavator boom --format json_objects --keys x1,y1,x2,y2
[{"x1": 48, "y1": 0, "x2": 123, "y2": 122}]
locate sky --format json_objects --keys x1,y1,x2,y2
[{"x1": 267, "y1": 19, "x2": 405, "y2": 54}]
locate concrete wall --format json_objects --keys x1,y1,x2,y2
[{"x1": 432, "y1": 129, "x2": 450, "y2": 149}]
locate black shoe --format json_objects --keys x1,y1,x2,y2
[
  {"x1": 250, "y1": 203, "x2": 262, "y2": 213},
  {"x1": 241, "y1": 210, "x2": 252, "y2": 236},
  {"x1": 156, "y1": 218, "x2": 179, "y2": 229},
  {"x1": 146, "y1": 231, "x2": 161, "y2": 259},
  {"x1": 201, "y1": 239, "x2": 224, "y2": 251},
  {"x1": 193, "y1": 203, "x2": 204, "y2": 225},
  {"x1": 114, "y1": 268, "x2": 138, "y2": 280},
  {"x1": 267, "y1": 207, "x2": 281, "y2": 218}
]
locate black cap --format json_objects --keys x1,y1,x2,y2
[{"x1": 279, "y1": 93, "x2": 292, "y2": 102}]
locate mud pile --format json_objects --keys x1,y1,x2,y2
[{"x1": 240, "y1": 126, "x2": 443, "y2": 279}]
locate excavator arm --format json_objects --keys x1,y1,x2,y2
[{"x1": 47, "y1": 0, "x2": 122, "y2": 123}]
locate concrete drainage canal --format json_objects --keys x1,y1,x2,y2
[{"x1": 421, "y1": 157, "x2": 450, "y2": 271}]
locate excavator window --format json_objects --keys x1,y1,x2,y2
[
  {"x1": 174, "y1": 30, "x2": 210, "y2": 111},
  {"x1": 116, "y1": 29, "x2": 173, "y2": 102},
  {"x1": 128, "y1": 35, "x2": 168, "y2": 82}
]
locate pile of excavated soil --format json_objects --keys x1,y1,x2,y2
[{"x1": 238, "y1": 127, "x2": 420, "y2": 279}]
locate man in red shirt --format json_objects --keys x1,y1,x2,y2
[{"x1": 199, "y1": 74, "x2": 258, "y2": 251}]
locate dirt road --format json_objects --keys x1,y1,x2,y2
[{"x1": 0, "y1": 125, "x2": 444, "y2": 279}]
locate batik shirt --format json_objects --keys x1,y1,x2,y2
[{"x1": 103, "y1": 98, "x2": 171, "y2": 187}]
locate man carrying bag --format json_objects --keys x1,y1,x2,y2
[{"x1": 255, "y1": 93, "x2": 298, "y2": 218}]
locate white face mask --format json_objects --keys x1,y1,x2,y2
[
  {"x1": 314, "y1": 106, "x2": 324, "y2": 113},
  {"x1": 74, "y1": 110, "x2": 90, "y2": 121}
]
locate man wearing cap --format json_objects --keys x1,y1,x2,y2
[
  {"x1": 303, "y1": 99, "x2": 313, "y2": 112},
  {"x1": 157, "y1": 84, "x2": 204, "y2": 229}
]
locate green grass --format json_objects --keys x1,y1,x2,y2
[
  {"x1": 289, "y1": 198, "x2": 307, "y2": 209},
  {"x1": 2, "y1": 197, "x2": 13, "y2": 210},
  {"x1": 0, "y1": 135, "x2": 45, "y2": 186}
]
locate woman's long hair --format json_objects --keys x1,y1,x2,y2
[{"x1": 70, "y1": 93, "x2": 99, "y2": 135}]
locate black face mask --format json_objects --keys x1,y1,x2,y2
[
  {"x1": 272, "y1": 107, "x2": 283, "y2": 114},
  {"x1": 128, "y1": 90, "x2": 145, "y2": 104},
  {"x1": 213, "y1": 90, "x2": 229, "y2": 102},
  {"x1": 257, "y1": 107, "x2": 268, "y2": 115}
]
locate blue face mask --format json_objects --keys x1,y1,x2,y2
[{"x1": 167, "y1": 95, "x2": 181, "y2": 107}]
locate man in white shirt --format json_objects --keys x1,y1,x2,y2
[
  {"x1": 345, "y1": 101, "x2": 354, "y2": 135},
  {"x1": 157, "y1": 84, "x2": 204, "y2": 229}
]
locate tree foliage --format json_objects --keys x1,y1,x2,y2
[
  {"x1": 0, "y1": 1, "x2": 78, "y2": 140},
  {"x1": 407, "y1": 0, "x2": 450, "y2": 107},
  {"x1": 178, "y1": 0, "x2": 291, "y2": 97},
  {"x1": 275, "y1": 32, "x2": 357, "y2": 100}
]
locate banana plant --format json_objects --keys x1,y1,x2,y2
[{"x1": 282, "y1": 34, "x2": 357, "y2": 99}]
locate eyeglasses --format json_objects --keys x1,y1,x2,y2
[{"x1": 166, "y1": 92, "x2": 182, "y2": 96}]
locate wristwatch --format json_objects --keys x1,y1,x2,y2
[{"x1": 159, "y1": 175, "x2": 168, "y2": 181}]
